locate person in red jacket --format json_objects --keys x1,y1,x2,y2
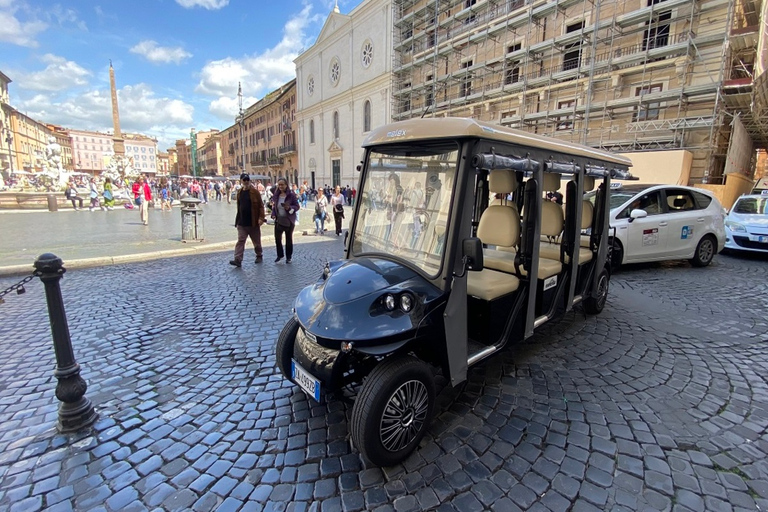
[{"x1": 132, "y1": 175, "x2": 152, "y2": 225}]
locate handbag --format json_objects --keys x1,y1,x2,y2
[
  {"x1": 134, "y1": 195, "x2": 143, "y2": 206},
  {"x1": 103, "y1": 189, "x2": 113, "y2": 201}
]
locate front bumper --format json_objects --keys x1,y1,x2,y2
[
  {"x1": 292, "y1": 326, "x2": 346, "y2": 391},
  {"x1": 725, "y1": 228, "x2": 768, "y2": 253}
]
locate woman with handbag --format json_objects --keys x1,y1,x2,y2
[
  {"x1": 330, "y1": 186, "x2": 345, "y2": 236},
  {"x1": 102, "y1": 178, "x2": 115, "y2": 210},
  {"x1": 313, "y1": 187, "x2": 328, "y2": 234},
  {"x1": 131, "y1": 175, "x2": 152, "y2": 225},
  {"x1": 271, "y1": 178, "x2": 300, "y2": 263}
]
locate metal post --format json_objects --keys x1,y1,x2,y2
[
  {"x1": 33, "y1": 253, "x2": 97, "y2": 432},
  {"x1": 5, "y1": 132, "x2": 13, "y2": 176}
]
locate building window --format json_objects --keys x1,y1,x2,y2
[
  {"x1": 309, "y1": 120, "x2": 315, "y2": 144},
  {"x1": 308, "y1": 76, "x2": 315, "y2": 96},
  {"x1": 333, "y1": 111, "x2": 339, "y2": 139},
  {"x1": 330, "y1": 58, "x2": 341, "y2": 86},
  {"x1": 643, "y1": 3, "x2": 671, "y2": 51},
  {"x1": 362, "y1": 41, "x2": 373, "y2": 68},
  {"x1": 363, "y1": 100, "x2": 371, "y2": 132},
  {"x1": 460, "y1": 60, "x2": 473, "y2": 97},
  {"x1": 563, "y1": 22, "x2": 585, "y2": 71},
  {"x1": 556, "y1": 100, "x2": 575, "y2": 130},
  {"x1": 634, "y1": 84, "x2": 663, "y2": 121}
]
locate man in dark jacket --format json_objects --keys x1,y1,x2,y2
[{"x1": 230, "y1": 173, "x2": 266, "y2": 267}]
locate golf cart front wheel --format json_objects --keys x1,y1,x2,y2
[
  {"x1": 276, "y1": 317, "x2": 299, "y2": 381},
  {"x1": 351, "y1": 356, "x2": 435, "y2": 466}
]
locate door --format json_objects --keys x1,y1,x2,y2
[
  {"x1": 662, "y1": 188, "x2": 703, "y2": 258},
  {"x1": 619, "y1": 190, "x2": 670, "y2": 262},
  {"x1": 332, "y1": 159, "x2": 341, "y2": 188},
  {"x1": 311, "y1": 171, "x2": 316, "y2": 191}
]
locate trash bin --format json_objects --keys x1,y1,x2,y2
[
  {"x1": 180, "y1": 197, "x2": 204, "y2": 242},
  {"x1": 47, "y1": 194, "x2": 58, "y2": 212}
]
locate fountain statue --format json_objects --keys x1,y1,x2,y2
[
  {"x1": 42, "y1": 136, "x2": 71, "y2": 189},
  {"x1": 103, "y1": 153, "x2": 138, "y2": 183}
]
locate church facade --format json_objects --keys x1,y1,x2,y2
[{"x1": 294, "y1": 0, "x2": 393, "y2": 191}]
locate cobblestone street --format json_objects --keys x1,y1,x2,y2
[{"x1": 1, "y1": 243, "x2": 768, "y2": 512}]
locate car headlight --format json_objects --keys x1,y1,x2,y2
[
  {"x1": 384, "y1": 294, "x2": 396, "y2": 311},
  {"x1": 725, "y1": 220, "x2": 746, "y2": 232},
  {"x1": 400, "y1": 294, "x2": 413, "y2": 312}
]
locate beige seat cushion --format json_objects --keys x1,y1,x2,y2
[
  {"x1": 518, "y1": 257, "x2": 562, "y2": 279},
  {"x1": 467, "y1": 269, "x2": 520, "y2": 300},
  {"x1": 484, "y1": 248, "x2": 517, "y2": 274},
  {"x1": 580, "y1": 235, "x2": 591, "y2": 248},
  {"x1": 539, "y1": 243, "x2": 593, "y2": 263}
]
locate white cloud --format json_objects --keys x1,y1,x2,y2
[
  {"x1": 15, "y1": 54, "x2": 91, "y2": 92},
  {"x1": 196, "y1": 4, "x2": 318, "y2": 121},
  {"x1": 17, "y1": 83, "x2": 195, "y2": 149},
  {"x1": 175, "y1": 0, "x2": 229, "y2": 10},
  {"x1": 47, "y1": 4, "x2": 87, "y2": 31},
  {"x1": 130, "y1": 40, "x2": 192, "y2": 65},
  {"x1": 0, "y1": 3, "x2": 47, "y2": 47}
]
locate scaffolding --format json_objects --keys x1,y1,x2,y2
[{"x1": 392, "y1": 0, "x2": 766, "y2": 183}]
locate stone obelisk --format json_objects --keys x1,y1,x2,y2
[{"x1": 109, "y1": 61, "x2": 125, "y2": 156}]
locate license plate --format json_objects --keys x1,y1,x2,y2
[
  {"x1": 292, "y1": 360, "x2": 321, "y2": 402},
  {"x1": 749, "y1": 235, "x2": 768, "y2": 243}
]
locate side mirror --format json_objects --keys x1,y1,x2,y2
[
  {"x1": 463, "y1": 237, "x2": 484, "y2": 271},
  {"x1": 628, "y1": 209, "x2": 647, "y2": 222}
]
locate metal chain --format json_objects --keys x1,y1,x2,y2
[{"x1": 0, "y1": 274, "x2": 36, "y2": 304}]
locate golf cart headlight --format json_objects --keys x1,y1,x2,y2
[
  {"x1": 400, "y1": 294, "x2": 413, "y2": 312},
  {"x1": 384, "y1": 294, "x2": 396, "y2": 311},
  {"x1": 725, "y1": 221, "x2": 746, "y2": 232}
]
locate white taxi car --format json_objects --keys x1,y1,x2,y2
[
  {"x1": 590, "y1": 184, "x2": 726, "y2": 268},
  {"x1": 724, "y1": 193, "x2": 768, "y2": 254}
]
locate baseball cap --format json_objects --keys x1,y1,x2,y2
[{"x1": 240, "y1": 173, "x2": 250, "y2": 181}]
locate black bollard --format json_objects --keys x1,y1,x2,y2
[{"x1": 34, "y1": 253, "x2": 98, "y2": 433}]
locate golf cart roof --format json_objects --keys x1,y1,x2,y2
[{"x1": 363, "y1": 117, "x2": 632, "y2": 169}]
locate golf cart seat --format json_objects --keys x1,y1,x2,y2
[{"x1": 469, "y1": 170, "x2": 520, "y2": 300}]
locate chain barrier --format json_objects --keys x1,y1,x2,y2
[{"x1": 0, "y1": 274, "x2": 36, "y2": 304}]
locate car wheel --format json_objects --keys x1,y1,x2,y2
[
  {"x1": 275, "y1": 317, "x2": 300, "y2": 381},
  {"x1": 609, "y1": 238, "x2": 623, "y2": 271},
  {"x1": 351, "y1": 356, "x2": 435, "y2": 467},
  {"x1": 584, "y1": 267, "x2": 609, "y2": 314},
  {"x1": 690, "y1": 235, "x2": 716, "y2": 267}
]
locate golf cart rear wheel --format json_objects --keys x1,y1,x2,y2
[
  {"x1": 584, "y1": 268, "x2": 609, "y2": 314},
  {"x1": 276, "y1": 317, "x2": 299, "y2": 381},
  {"x1": 351, "y1": 356, "x2": 435, "y2": 466}
]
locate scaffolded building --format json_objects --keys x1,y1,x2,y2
[{"x1": 392, "y1": 0, "x2": 767, "y2": 184}]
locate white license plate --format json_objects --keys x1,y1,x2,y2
[
  {"x1": 292, "y1": 360, "x2": 321, "y2": 402},
  {"x1": 749, "y1": 235, "x2": 768, "y2": 243}
]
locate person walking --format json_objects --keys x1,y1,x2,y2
[
  {"x1": 331, "y1": 185, "x2": 345, "y2": 236},
  {"x1": 313, "y1": 187, "x2": 328, "y2": 234},
  {"x1": 88, "y1": 178, "x2": 103, "y2": 211},
  {"x1": 161, "y1": 182, "x2": 172, "y2": 211},
  {"x1": 225, "y1": 179, "x2": 233, "y2": 204},
  {"x1": 271, "y1": 178, "x2": 300, "y2": 263},
  {"x1": 102, "y1": 177, "x2": 115, "y2": 210},
  {"x1": 132, "y1": 175, "x2": 152, "y2": 225},
  {"x1": 230, "y1": 173, "x2": 266, "y2": 268}
]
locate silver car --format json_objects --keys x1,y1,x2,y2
[{"x1": 724, "y1": 193, "x2": 768, "y2": 254}]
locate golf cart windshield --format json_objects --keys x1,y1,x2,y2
[{"x1": 352, "y1": 143, "x2": 459, "y2": 277}]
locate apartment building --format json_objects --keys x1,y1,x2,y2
[
  {"x1": 199, "y1": 132, "x2": 222, "y2": 175},
  {"x1": 0, "y1": 71, "x2": 11, "y2": 175},
  {"x1": 124, "y1": 133, "x2": 159, "y2": 174},
  {"x1": 220, "y1": 124, "x2": 240, "y2": 175},
  {"x1": 238, "y1": 79, "x2": 297, "y2": 184},
  {"x1": 175, "y1": 139, "x2": 191, "y2": 175},
  {"x1": 10, "y1": 108, "x2": 54, "y2": 173},
  {"x1": 296, "y1": 1, "x2": 393, "y2": 190},
  {"x1": 68, "y1": 129, "x2": 114, "y2": 174},
  {"x1": 392, "y1": 0, "x2": 767, "y2": 183}
]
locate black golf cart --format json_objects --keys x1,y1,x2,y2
[{"x1": 276, "y1": 117, "x2": 632, "y2": 466}]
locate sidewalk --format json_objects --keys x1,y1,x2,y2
[{"x1": 0, "y1": 201, "x2": 346, "y2": 276}]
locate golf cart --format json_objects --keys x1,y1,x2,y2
[{"x1": 275, "y1": 118, "x2": 632, "y2": 466}]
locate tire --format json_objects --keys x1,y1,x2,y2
[
  {"x1": 609, "y1": 238, "x2": 623, "y2": 271},
  {"x1": 276, "y1": 317, "x2": 300, "y2": 381},
  {"x1": 351, "y1": 356, "x2": 435, "y2": 466},
  {"x1": 584, "y1": 267, "x2": 609, "y2": 314},
  {"x1": 690, "y1": 235, "x2": 716, "y2": 267}
]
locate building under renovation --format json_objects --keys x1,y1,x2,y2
[{"x1": 392, "y1": 0, "x2": 768, "y2": 184}]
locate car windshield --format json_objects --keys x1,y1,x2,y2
[
  {"x1": 351, "y1": 144, "x2": 459, "y2": 277},
  {"x1": 732, "y1": 197, "x2": 768, "y2": 215}
]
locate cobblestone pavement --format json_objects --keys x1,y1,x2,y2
[{"x1": 1, "y1": 245, "x2": 768, "y2": 512}]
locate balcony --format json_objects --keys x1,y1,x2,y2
[
  {"x1": 279, "y1": 144, "x2": 296, "y2": 155},
  {"x1": 267, "y1": 156, "x2": 282, "y2": 166}
]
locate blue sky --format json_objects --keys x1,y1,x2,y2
[{"x1": 0, "y1": 0, "x2": 358, "y2": 150}]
